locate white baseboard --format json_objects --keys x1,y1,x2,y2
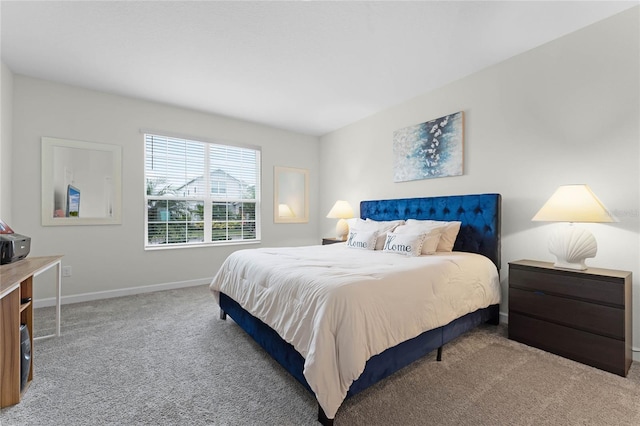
[{"x1": 32, "y1": 277, "x2": 212, "y2": 309}]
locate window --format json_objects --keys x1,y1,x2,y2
[{"x1": 144, "y1": 133, "x2": 260, "y2": 248}]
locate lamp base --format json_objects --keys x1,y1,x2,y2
[
  {"x1": 548, "y1": 224, "x2": 597, "y2": 271},
  {"x1": 335, "y1": 219, "x2": 349, "y2": 240},
  {"x1": 553, "y1": 259, "x2": 588, "y2": 271}
]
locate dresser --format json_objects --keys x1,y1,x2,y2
[{"x1": 508, "y1": 259, "x2": 632, "y2": 377}]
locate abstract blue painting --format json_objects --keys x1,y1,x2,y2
[{"x1": 393, "y1": 111, "x2": 464, "y2": 182}]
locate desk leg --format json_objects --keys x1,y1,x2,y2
[
  {"x1": 33, "y1": 259, "x2": 62, "y2": 341},
  {"x1": 55, "y1": 260, "x2": 61, "y2": 337}
]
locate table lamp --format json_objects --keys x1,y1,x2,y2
[
  {"x1": 532, "y1": 184, "x2": 616, "y2": 270},
  {"x1": 326, "y1": 200, "x2": 354, "y2": 240}
]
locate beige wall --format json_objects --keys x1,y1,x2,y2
[
  {"x1": 11, "y1": 76, "x2": 320, "y2": 301},
  {"x1": 1, "y1": 62, "x2": 13, "y2": 223},
  {"x1": 319, "y1": 8, "x2": 639, "y2": 351}
]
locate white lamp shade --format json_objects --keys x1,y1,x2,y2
[
  {"x1": 532, "y1": 184, "x2": 615, "y2": 223},
  {"x1": 532, "y1": 184, "x2": 615, "y2": 270},
  {"x1": 326, "y1": 200, "x2": 354, "y2": 219}
]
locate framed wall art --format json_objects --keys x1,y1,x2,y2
[{"x1": 393, "y1": 111, "x2": 464, "y2": 182}]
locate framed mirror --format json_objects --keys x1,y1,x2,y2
[
  {"x1": 274, "y1": 166, "x2": 309, "y2": 223},
  {"x1": 42, "y1": 137, "x2": 122, "y2": 226}
]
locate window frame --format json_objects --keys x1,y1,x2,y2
[{"x1": 143, "y1": 131, "x2": 261, "y2": 250}]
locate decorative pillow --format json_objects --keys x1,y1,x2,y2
[
  {"x1": 382, "y1": 232, "x2": 425, "y2": 257},
  {"x1": 365, "y1": 218, "x2": 405, "y2": 228},
  {"x1": 393, "y1": 223, "x2": 444, "y2": 255},
  {"x1": 356, "y1": 218, "x2": 405, "y2": 250},
  {"x1": 405, "y1": 219, "x2": 462, "y2": 252},
  {"x1": 345, "y1": 229, "x2": 378, "y2": 250},
  {"x1": 346, "y1": 218, "x2": 367, "y2": 229},
  {"x1": 345, "y1": 218, "x2": 367, "y2": 241}
]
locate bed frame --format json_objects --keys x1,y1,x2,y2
[{"x1": 219, "y1": 193, "x2": 502, "y2": 425}]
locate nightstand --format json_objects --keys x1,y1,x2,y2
[
  {"x1": 508, "y1": 259, "x2": 632, "y2": 376},
  {"x1": 322, "y1": 238, "x2": 344, "y2": 245}
]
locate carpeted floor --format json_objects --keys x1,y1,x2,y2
[{"x1": 2, "y1": 285, "x2": 639, "y2": 425}]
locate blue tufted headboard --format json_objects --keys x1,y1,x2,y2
[{"x1": 360, "y1": 193, "x2": 501, "y2": 270}]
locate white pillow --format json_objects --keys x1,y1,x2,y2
[
  {"x1": 365, "y1": 218, "x2": 405, "y2": 228},
  {"x1": 394, "y1": 224, "x2": 443, "y2": 255},
  {"x1": 346, "y1": 218, "x2": 367, "y2": 229},
  {"x1": 345, "y1": 229, "x2": 378, "y2": 250},
  {"x1": 405, "y1": 219, "x2": 462, "y2": 252},
  {"x1": 360, "y1": 219, "x2": 405, "y2": 249},
  {"x1": 382, "y1": 232, "x2": 425, "y2": 257},
  {"x1": 345, "y1": 218, "x2": 368, "y2": 244}
]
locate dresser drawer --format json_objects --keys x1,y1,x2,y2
[
  {"x1": 509, "y1": 313, "x2": 629, "y2": 376},
  {"x1": 509, "y1": 265, "x2": 624, "y2": 307},
  {"x1": 509, "y1": 288, "x2": 624, "y2": 339}
]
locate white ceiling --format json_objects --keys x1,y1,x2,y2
[{"x1": 1, "y1": 1, "x2": 637, "y2": 136}]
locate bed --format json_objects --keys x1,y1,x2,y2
[{"x1": 210, "y1": 193, "x2": 501, "y2": 424}]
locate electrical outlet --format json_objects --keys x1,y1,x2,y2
[{"x1": 62, "y1": 266, "x2": 72, "y2": 277}]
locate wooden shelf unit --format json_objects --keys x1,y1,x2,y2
[{"x1": 1, "y1": 255, "x2": 62, "y2": 408}]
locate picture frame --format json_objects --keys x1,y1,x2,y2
[
  {"x1": 41, "y1": 137, "x2": 122, "y2": 226},
  {"x1": 393, "y1": 111, "x2": 464, "y2": 182},
  {"x1": 274, "y1": 166, "x2": 309, "y2": 223}
]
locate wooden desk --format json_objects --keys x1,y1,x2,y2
[{"x1": 0, "y1": 255, "x2": 63, "y2": 407}]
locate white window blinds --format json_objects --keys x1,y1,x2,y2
[{"x1": 144, "y1": 133, "x2": 260, "y2": 248}]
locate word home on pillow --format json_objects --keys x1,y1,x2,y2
[
  {"x1": 346, "y1": 230, "x2": 378, "y2": 250},
  {"x1": 382, "y1": 232, "x2": 425, "y2": 257}
]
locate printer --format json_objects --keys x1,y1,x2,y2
[{"x1": 0, "y1": 220, "x2": 31, "y2": 265}]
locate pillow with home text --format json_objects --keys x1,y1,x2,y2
[
  {"x1": 393, "y1": 223, "x2": 445, "y2": 255},
  {"x1": 354, "y1": 219, "x2": 405, "y2": 250},
  {"x1": 382, "y1": 232, "x2": 425, "y2": 257},
  {"x1": 345, "y1": 230, "x2": 378, "y2": 250}
]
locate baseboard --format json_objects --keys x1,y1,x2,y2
[
  {"x1": 499, "y1": 311, "x2": 508, "y2": 324},
  {"x1": 32, "y1": 277, "x2": 212, "y2": 308}
]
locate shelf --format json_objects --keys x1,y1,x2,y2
[{"x1": 19, "y1": 301, "x2": 31, "y2": 313}]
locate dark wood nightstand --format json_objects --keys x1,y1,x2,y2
[
  {"x1": 508, "y1": 259, "x2": 632, "y2": 376},
  {"x1": 322, "y1": 238, "x2": 345, "y2": 245}
]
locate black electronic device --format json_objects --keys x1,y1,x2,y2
[
  {"x1": 20, "y1": 324, "x2": 31, "y2": 391},
  {"x1": 0, "y1": 219, "x2": 30, "y2": 264},
  {"x1": 0, "y1": 233, "x2": 31, "y2": 265}
]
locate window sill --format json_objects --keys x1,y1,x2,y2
[{"x1": 144, "y1": 240, "x2": 261, "y2": 251}]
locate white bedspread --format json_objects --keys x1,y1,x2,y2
[{"x1": 209, "y1": 244, "x2": 500, "y2": 418}]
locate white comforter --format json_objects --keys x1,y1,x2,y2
[{"x1": 209, "y1": 244, "x2": 500, "y2": 418}]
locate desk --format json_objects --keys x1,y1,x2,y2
[{"x1": 0, "y1": 255, "x2": 63, "y2": 407}]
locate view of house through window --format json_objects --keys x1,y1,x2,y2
[{"x1": 144, "y1": 133, "x2": 260, "y2": 248}]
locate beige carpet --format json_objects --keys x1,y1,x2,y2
[
  {"x1": 2, "y1": 285, "x2": 639, "y2": 425},
  {"x1": 339, "y1": 325, "x2": 640, "y2": 425}
]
